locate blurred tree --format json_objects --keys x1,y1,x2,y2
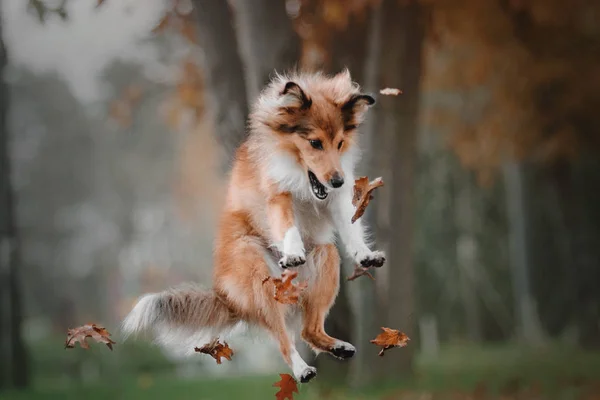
[
  {"x1": 191, "y1": 0, "x2": 249, "y2": 169},
  {"x1": 292, "y1": 0, "x2": 426, "y2": 385},
  {"x1": 231, "y1": 0, "x2": 301, "y2": 100},
  {"x1": 0, "y1": 6, "x2": 30, "y2": 389},
  {"x1": 424, "y1": 0, "x2": 600, "y2": 346}
]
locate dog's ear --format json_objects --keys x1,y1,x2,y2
[
  {"x1": 341, "y1": 94, "x2": 376, "y2": 130},
  {"x1": 279, "y1": 82, "x2": 312, "y2": 110}
]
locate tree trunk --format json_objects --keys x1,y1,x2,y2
[
  {"x1": 503, "y1": 161, "x2": 545, "y2": 344},
  {"x1": 313, "y1": 12, "x2": 372, "y2": 387},
  {"x1": 454, "y1": 172, "x2": 483, "y2": 342},
  {"x1": 349, "y1": 4, "x2": 387, "y2": 386},
  {"x1": 192, "y1": 0, "x2": 249, "y2": 169},
  {"x1": 230, "y1": 0, "x2": 300, "y2": 101},
  {"x1": 0, "y1": 11, "x2": 29, "y2": 389},
  {"x1": 374, "y1": 0, "x2": 425, "y2": 381}
]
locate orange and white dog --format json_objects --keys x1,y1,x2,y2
[{"x1": 122, "y1": 69, "x2": 385, "y2": 383}]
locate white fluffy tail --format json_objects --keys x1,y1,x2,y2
[{"x1": 122, "y1": 285, "x2": 240, "y2": 356}]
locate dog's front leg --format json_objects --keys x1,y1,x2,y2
[
  {"x1": 331, "y1": 184, "x2": 386, "y2": 268},
  {"x1": 267, "y1": 191, "x2": 306, "y2": 268}
]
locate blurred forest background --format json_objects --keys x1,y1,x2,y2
[{"x1": 1, "y1": 0, "x2": 600, "y2": 399}]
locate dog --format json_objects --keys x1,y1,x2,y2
[{"x1": 122, "y1": 69, "x2": 386, "y2": 383}]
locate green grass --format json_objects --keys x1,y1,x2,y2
[{"x1": 2, "y1": 343, "x2": 600, "y2": 399}]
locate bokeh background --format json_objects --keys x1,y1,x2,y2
[{"x1": 1, "y1": 0, "x2": 600, "y2": 399}]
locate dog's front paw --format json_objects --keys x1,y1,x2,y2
[
  {"x1": 358, "y1": 250, "x2": 386, "y2": 268},
  {"x1": 279, "y1": 253, "x2": 306, "y2": 268}
]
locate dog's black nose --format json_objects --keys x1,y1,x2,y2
[{"x1": 330, "y1": 173, "x2": 344, "y2": 188}]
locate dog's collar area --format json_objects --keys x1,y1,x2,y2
[{"x1": 308, "y1": 171, "x2": 328, "y2": 200}]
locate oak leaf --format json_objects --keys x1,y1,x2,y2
[
  {"x1": 379, "y1": 88, "x2": 403, "y2": 96},
  {"x1": 65, "y1": 323, "x2": 116, "y2": 350},
  {"x1": 347, "y1": 264, "x2": 375, "y2": 281},
  {"x1": 273, "y1": 373, "x2": 299, "y2": 400},
  {"x1": 264, "y1": 270, "x2": 308, "y2": 305},
  {"x1": 370, "y1": 327, "x2": 410, "y2": 356},
  {"x1": 194, "y1": 338, "x2": 234, "y2": 364},
  {"x1": 351, "y1": 176, "x2": 384, "y2": 223}
]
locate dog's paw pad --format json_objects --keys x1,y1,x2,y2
[
  {"x1": 331, "y1": 341, "x2": 356, "y2": 360},
  {"x1": 359, "y1": 251, "x2": 386, "y2": 268},
  {"x1": 298, "y1": 366, "x2": 317, "y2": 383},
  {"x1": 279, "y1": 254, "x2": 306, "y2": 268}
]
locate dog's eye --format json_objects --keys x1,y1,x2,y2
[
  {"x1": 338, "y1": 140, "x2": 344, "y2": 150},
  {"x1": 309, "y1": 139, "x2": 323, "y2": 150}
]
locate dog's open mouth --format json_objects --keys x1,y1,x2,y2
[{"x1": 308, "y1": 171, "x2": 328, "y2": 200}]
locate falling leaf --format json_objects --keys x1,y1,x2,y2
[
  {"x1": 194, "y1": 338, "x2": 234, "y2": 364},
  {"x1": 96, "y1": 0, "x2": 106, "y2": 8},
  {"x1": 351, "y1": 176, "x2": 384, "y2": 223},
  {"x1": 65, "y1": 323, "x2": 116, "y2": 350},
  {"x1": 379, "y1": 88, "x2": 403, "y2": 96},
  {"x1": 264, "y1": 270, "x2": 308, "y2": 305},
  {"x1": 370, "y1": 327, "x2": 410, "y2": 357},
  {"x1": 273, "y1": 373, "x2": 299, "y2": 400},
  {"x1": 347, "y1": 264, "x2": 375, "y2": 281}
]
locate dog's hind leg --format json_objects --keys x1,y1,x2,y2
[
  {"x1": 213, "y1": 211, "x2": 316, "y2": 383},
  {"x1": 301, "y1": 244, "x2": 356, "y2": 359}
]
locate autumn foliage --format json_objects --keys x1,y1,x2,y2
[
  {"x1": 351, "y1": 176, "x2": 384, "y2": 223},
  {"x1": 422, "y1": 0, "x2": 600, "y2": 184},
  {"x1": 370, "y1": 327, "x2": 410, "y2": 357},
  {"x1": 65, "y1": 324, "x2": 116, "y2": 350},
  {"x1": 264, "y1": 270, "x2": 309, "y2": 305},
  {"x1": 273, "y1": 374, "x2": 300, "y2": 400},
  {"x1": 194, "y1": 338, "x2": 234, "y2": 364}
]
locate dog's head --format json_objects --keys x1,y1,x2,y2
[{"x1": 253, "y1": 69, "x2": 375, "y2": 201}]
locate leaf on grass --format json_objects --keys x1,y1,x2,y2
[
  {"x1": 273, "y1": 373, "x2": 299, "y2": 400},
  {"x1": 263, "y1": 270, "x2": 308, "y2": 305},
  {"x1": 65, "y1": 323, "x2": 116, "y2": 350},
  {"x1": 370, "y1": 327, "x2": 410, "y2": 357},
  {"x1": 351, "y1": 176, "x2": 384, "y2": 223},
  {"x1": 194, "y1": 338, "x2": 234, "y2": 364},
  {"x1": 347, "y1": 264, "x2": 375, "y2": 281},
  {"x1": 379, "y1": 88, "x2": 403, "y2": 96}
]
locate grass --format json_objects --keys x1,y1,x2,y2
[{"x1": 2, "y1": 343, "x2": 600, "y2": 399}]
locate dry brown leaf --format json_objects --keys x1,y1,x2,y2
[
  {"x1": 65, "y1": 323, "x2": 116, "y2": 350},
  {"x1": 347, "y1": 264, "x2": 375, "y2": 281},
  {"x1": 194, "y1": 338, "x2": 234, "y2": 364},
  {"x1": 351, "y1": 176, "x2": 384, "y2": 223},
  {"x1": 264, "y1": 270, "x2": 308, "y2": 305},
  {"x1": 370, "y1": 327, "x2": 410, "y2": 357},
  {"x1": 379, "y1": 88, "x2": 403, "y2": 96},
  {"x1": 273, "y1": 373, "x2": 299, "y2": 400},
  {"x1": 96, "y1": 0, "x2": 106, "y2": 8}
]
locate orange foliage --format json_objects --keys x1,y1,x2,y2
[
  {"x1": 370, "y1": 327, "x2": 410, "y2": 356},
  {"x1": 65, "y1": 324, "x2": 116, "y2": 350},
  {"x1": 263, "y1": 270, "x2": 308, "y2": 305},
  {"x1": 293, "y1": 0, "x2": 377, "y2": 68},
  {"x1": 194, "y1": 339, "x2": 234, "y2": 364},
  {"x1": 422, "y1": 0, "x2": 600, "y2": 179},
  {"x1": 272, "y1": 374, "x2": 299, "y2": 400}
]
